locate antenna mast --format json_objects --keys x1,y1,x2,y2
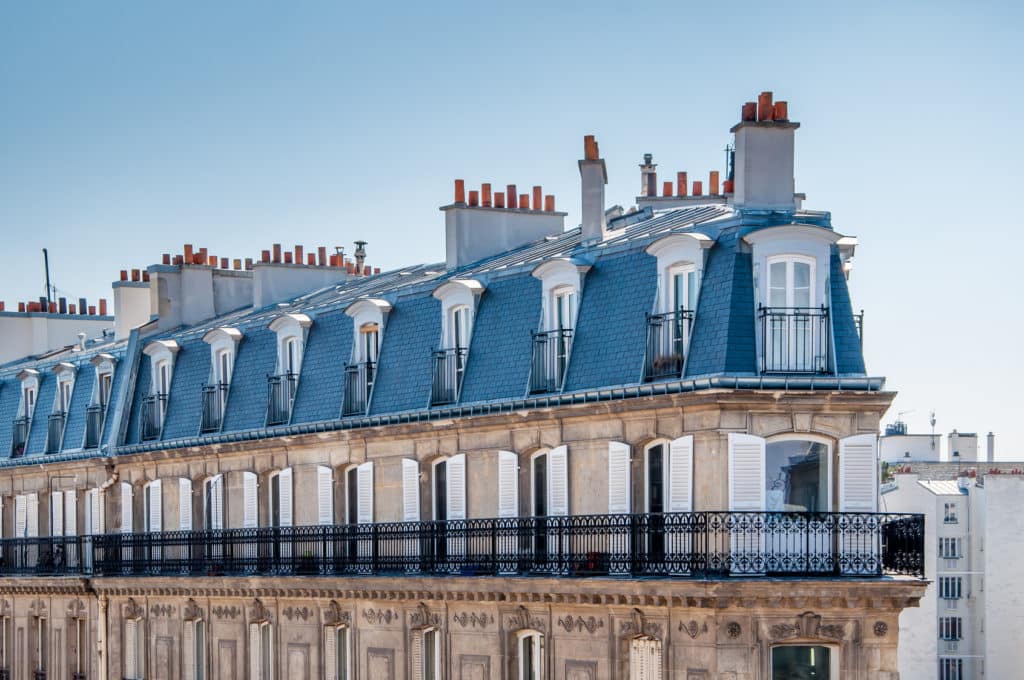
[{"x1": 42, "y1": 248, "x2": 52, "y2": 309}]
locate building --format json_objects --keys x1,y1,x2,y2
[
  {"x1": 0, "y1": 91, "x2": 925, "y2": 680},
  {"x1": 882, "y1": 456, "x2": 1022, "y2": 680}
]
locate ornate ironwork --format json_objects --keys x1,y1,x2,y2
[
  {"x1": 758, "y1": 305, "x2": 831, "y2": 374},
  {"x1": 644, "y1": 309, "x2": 694, "y2": 381},
  {"x1": 430, "y1": 347, "x2": 468, "y2": 406},
  {"x1": 529, "y1": 329, "x2": 573, "y2": 394}
]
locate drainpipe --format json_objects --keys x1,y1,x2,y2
[{"x1": 98, "y1": 593, "x2": 109, "y2": 679}]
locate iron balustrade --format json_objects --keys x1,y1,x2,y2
[
  {"x1": 9, "y1": 417, "x2": 29, "y2": 458},
  {"x1": 200, "y1": 383, "x2": 229, "y2": 433},
  {"x1": 855, "y1": 310, "x2": 865, "y2": 349},
  {"x1": 430, "y1": 347, "x2": 468, "y2": 406},
  {"x1": 0, "y1": 512, "x2": 923, "y2": 579},
  {"x1": 529, "y1": 329, "x2": 573, "y2": 394},
  {"x1": 44, "y1": 411, "x2": 67, "y2": 454},
  {"x1": 266, "y1": 373, "x2": 298, "y2": 426},
  {"x1": 83, "y1": 404, "x2": 104, "y2": 449},
  {"x1": 644, "y1": 309, "x2": 694, "y2": 381},
  {"x1": 759, "y1": 305, "x2": 832, "y2": 374},
  {"x1": 342, "y1": 361, "x2": 375, "y2": 416},
  {"x1": 139, "y1": 394, "x2": 166, "y2": 442}
]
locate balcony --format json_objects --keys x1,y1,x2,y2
[
  {"x1": 139, "y1": 394, "x2": 166, "y2": 442},
  {"x1": 44, "y1": 411, "x2": 67, "y2": 454},
  {"x1": 758, "y1": 305, "x2": 831, "y2": 374},
  {"x1": 200, "y1": 383, "x2": 228, "y2": 433},
  {"x1": 529, "y1": 329, "x2": 573, "y2": 394},
  {"x1": 0, "y1": 512, "x2": 924, "y2": 580},
  {"x1": 10, "y1": 416, "x2": 29, "y2": 458},
  {"x1": 266, "y1": 373, "x2": 298, "y2": 426},
  {"x1": 644, "y1": 309, "x2": 694, "y2": 381},
  {"x1": 430, "y1": 347, "x2": 467, "y2": 406},
  {"x1": 342, "y1": 361, "x2": 375, "y2": 416},
  {"x1": 83, "y1": 404, "x2": 105, "y2": 449}
]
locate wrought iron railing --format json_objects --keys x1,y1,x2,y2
[
  {"x1": 855, "y1": 309, "x2": 864, "y2": 349},
  {"x1": 32, "y1": 671, "x2": 45, "y2": 680},
  {"x1": 139, "y1": 394, "x2": 166, "y2": 442},
  {"x1": 430, "y1": 347, "x2": 468, "y2": 406},
  {"x1": 342, "y1": 361, "x2": 375, "y2": 416},
  {"x1": 10, "y1": 416, "x2": 30, "y2": 458},
  {"x1": 44, "y1": 411, "x2": 67, "y2": 454},
  {"x1": 83, "y1": 404, "x2": 104, "y2": 449},
  {"x1": 529, "y1": 329, "x2": 573, "y2": 394},
  {"x1": 200, "y1": 383, "x2": 228, "y2": 433},
  {"x1": 758, "y1": 305, "x2": 832, "y2": 374},
  {"x1": 266, "y1": 373, "x2": 298, "y2": 426},
  {"x1": 644, "y1": 309, "x2": 694, "y2": 381},
  {"x1": 0, "y1": 512, "x2": 923, "y2": 579}
]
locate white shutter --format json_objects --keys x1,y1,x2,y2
[
  {"x1": 357, "y1": 462, "x2": 374, "y2": 524},
  {"x1": 147, "y1": 480, "x2": 162, "y2": 532},
  {"x1": 121, "y1": 482, "x2": 134, "y2": 533},
  {"x1": 446, "y1": 453, "x2": 467, "y2": 520},
  {"x1": 26, "y1": 493, "x2": 38, "y2": 537},
  {"x1": 497, "y1": 451, "x2": 519, "y2": 518},
  {"x1": 179, "y1": 479, "x2": 193, "y2": 530},
  {"x1": 125, "y1": 619, "x2": 139, "y2": 679},
  {"x1": 728, "y1": 433, "x2": 765, "y2": 511},
  {"x1": 668, "y1": 436, "x2": 694, "y2": 512},
  {"x1": 315, "y1": 466, "x2": 334, "y2": 525},
  {"x1": 50, "y1": 492, "x2": 64, "y2": 536},
  {"x1": 248, "y1": 623, "x2": 261, "y2": 680},
  {"x1": 209, "y1": 475, "x2": 224, "y2": 530},
  {"x1": 182, "y1": 620, "x2": 196, "y2": 680},
  {"x1": 607, "y1": 442, "x2": 631, "y2": 514},
  {"x1": 323, "y1": 627, "x2": 337, "y2": 680},
  {"x1": 14, "y1": 495, "x2": 27, "y2": 537},
  {"x1": 840, "y1": 434, "x2": 878, "y2": 512},
  {"x1": 402, "y1": 459, "x2": 420, "y2": 522},
  {"x1": 90, "y1": 488, "x2": 104, "y2": 534},
  {"x1": 278, "y1": 468, "x2": 293, "y2": 527},
  {"x1": 547, "y1": 445, "x2": 569, "y2": 516},
  {"x1": 64, "y1": 490, "x2": 77, "y2": 536},
  {"x1": 243, "y1": 472, "x2": 258, "y2": 528},
  {"x1": 409, "y1": 630, "x2": 424, "y2": 680}
]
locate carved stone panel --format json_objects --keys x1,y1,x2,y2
[
  {"x1": 155, "y1": 636, "x2": 173, "y2": 680},
  {"x1": 217, "y1": 640, "x2": 237, "y2": 680},
  {"x1": 565, "y1": 660, "x2": 598, "y2": 680},
  {"x1": 459, "y1": 654, "x2": 490, "y2": 680},
  {"x1": 287, "y1": 643, "x2": 309, "y2": 679},
  {"x1": 367, "y1": 648, "x2": 395, "y2": 680}
]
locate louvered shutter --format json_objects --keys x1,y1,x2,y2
[
  {"x1": 409, "y1": 630, "x2": 424, "y2": 680},
  {"x1": 248, "y1": 623, "x2": 261, "y2": 680},
  {"x1": 26, "y1": 493, "x2": 38, "y2": 537},
  {"x1": 243, "y1": 472, "x2": 258, "y2": 528},
  {"x1": 124, "y1": 619, "x2": 138, "y2": 679},
  {"x1": 607, "y1": 442, "x2": 631, "y2": 514},
  {"x1": 840, "y1": 434, "x2": 878, "y2": 512},
  {"x1": 278, "y1": 468, "x2": 293, "y2": 527},
  {"x1": 402, "y1": 459, "x2": 420, "y2": 522},
  {"x1": 50, "y1": 492, "x2": 64, "y2": 536},
  {"x1": 182, "y1": 620, "x2": 195, "y2": 680},
  {"x1": 668, "y1": 436, "x2": 694, "y2": 512},
  {"x1": 64, "y1": 490, "x2": 77, "y2": 536},
  {"x1": 357, "y1": 462, "x2": 374, "y2": 524},
  {"x1": 547, "y1": 445, "x2": 569, "y2": 516},
  {"x1": 323, "y1": 627, "x2": 337, "y2": 680},
  {"x1": 446, "y1": 454, "x2": 467, "y2": 520},
  {"x1": 497, "y1": 451, "x2": 519, "y2": 518},
  {"x1": 728, "y1": 433, "x2": 765, "y2": 511},
  {"x1": 317, "y1": 466, "x2": 334, "y2": 525},
  {"x1": 147, "y1": 480, "x2": 162, "y2": 532},
  {"x1": 209, "y1": 475, "x2": 224, "y2": 530},
  {"x1": 120, "y1": 482, "x2": 134, "y2": 533},
  {"x1": 91, "y1": 488, "x2": 104, "y2": 534},
  {"x1": 15, "y1": 495, "x2": 27, "y2": 537},
  {"x1": 179, "y1": 479, "x2": 193, "y2": 530},
  {"x1": 650, "y1": 638, "x2": 663, "y2": 680}
]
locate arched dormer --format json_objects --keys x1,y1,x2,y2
[
  {"x1": 266, "y1": 313, "x2": 311, "y2": 426},
  {"x1": 430, "y1": 280, "x2": 483, "y2": 406},
  {"x1": 344, "y1": 298, "x2": 391, "y2": 363},
  {"x1": 531, "y1": 258, "x2": 589, "y2": 333},
  {"x1": 201, "y1": 327, "x2": 242, "y2": 433},
  {"x1": 89, "y1": 353, "x2": 117, "y2": 410},
  {"x1": 644, "y1": 233, "x2": 713, "y2": 314},
  {"x1": 45, "y1": 363, "x2": 77, "y2": 453},
  {"x1": 141, "y1": 340, "x2": 179, "y2": 441}
]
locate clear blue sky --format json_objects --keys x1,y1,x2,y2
[{"x1": 2, "y1": 1, "x2": 1022, "y2": 454}]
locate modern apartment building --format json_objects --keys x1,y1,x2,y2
[{"x1": 0, "y1": 92, "x2": 924, "y2": 680}]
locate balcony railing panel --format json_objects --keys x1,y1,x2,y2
[
  {"x1": 430, "y1": 348, "x2": 467, "y2": 406},
  {"x1": 0, "y1": 512, "x2": 923, "y2": 580},
  {"x1": 644, "y1": 309, "x2": 694, "y2": 381},
  {"x1": 139, "y1": 394, "x2": 166, "y2": 442},
  {"x1": 45, "y1": 411, "x2": 67, "y2": 454},
  {"x1": 200, "y1": 383, "x2": 228, "y2": 433},
  {"x1": 759, "y1": 306, "x2": 831, "y2": 374},
  {"x1": 10, "y1": 417, "x2": 29, "y2": 458},
  {"x1": 342, "y1": 361, "x2": 375, "y2": 416},
  {"x1": 83, "y1": 404, "x2": 104, "y2": 449},
  {"x1": 266, "y1": 373, "x2": 297, "y2": 426},
  {"x1": 529, "y1": 329, "x2": 573, "y2": 394}
]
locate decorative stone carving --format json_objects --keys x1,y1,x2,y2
[
  {"x1": 557, "y1": 615, "x2": 604, "y2": 634},
  {"x1": 0, "y1": 601, "x2": 10, "y2": 618},
  {"x1": 409, "y1": 602, "x2": 441, "y2": 628},
  {"x1": 150, "y1": 603, "x2": 175, "y2": 618},
  {"x1": 505, "y1": 606, "x2": 545, "y2": 633},
  {"x1": 283, "y1": 606, "x2": 312, "y2": 622},
  {"x1": 452, "y1": 611, "x2": 494, "y2": 629},
  {"x1": 819, "y1": 623, "x2": 846, "y2": 640},
  {"x1": 362, "y1": 608, "x2": 397, "y2": 626},
  {"x1": 621, "y1": 608, "x2": 663, "y2": 638},
  {"x1": 769, "y1": 622, "x2": 799, "y2": 640},
  {"x1": 123, "y1": 599, "x2": 144, "y2": 620},
  {"x1": 183, "y1": 599, "x2": 203, "y2": 621},
  {"x1": 323, "y1": 601, "x2": 351, "y2": 627},
  {"x1": 766, "y1": 612, "x2": 849, "y2": 642},
  {"x1": 212, "y1": 605, "x2": 240, "y2": 620},
  {"x1": 873, "y1": 621, "x2": 889, "y2": 637},
  {"x1": 679, "y1": 619, "x2": 707, "y2": 639},
  {"x1": 249, "y1": 599, "x2": 272, "y2": 623},
  {"x1": 725, "y1": 622, "x2": 742, "y2": 639},
  {"x1": 67, "y1": 599, "x2": 87, "y2": 619}
]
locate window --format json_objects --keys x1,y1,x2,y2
[
  {"x1": 324, "y1": 624, "x2": 350, "y2": 680},
  {"x1": 939, "y1": 617, "x2": 963, "y2": 641},
  {"x1": 939, "y1": 538, "x2": 962, "y2": 559},
  {"x1": 344, "y1": 462, "x2": 374, "y2": 525},
  {"x1": 86, "y1": 354, "x2": 116, "y2": 449},
  {"x1": 31, "y1": 615, "x2": 47, "y2": 678},
  {"x1": 667, "y1": 264, "x2": 698, "y2": 314},
  {"x1": 940, "y1": 577, "x2": 963, "y2": 600},
  {"x1": 771, "y1": 646, "x2": 831, "y2": 679},
  {"x1": 141, "y1": 340, "x2": 179, "y2": 440},
  {"x1": 14, "y1": 493, "x2": 39, "y2": 538},
  {"x1": 0, "y1": 614, "x2": 10, "y2": 677},
  {"x1": 517, "y1": 630, "x2": 544, "y2": 680},
  {"x1": 762, "y1": 255, "x2": 825, "y2": 373},
  {"x1": 11, "y1": 369, "x2": 39, "y2": 456},
  {"x1": 411, "y1": 628, "x2": 440, "y2": 680},
  {"x1": 124, "y1": 617, "x2": 145, "y2": 679},
  {"x1": 144, "y1": 480, "x2": 162, "y2": 533},
  {"x1": 204, "y1": 475, "x2": 224, "y2": 531},
  {"x1": 248, "y1": 621, "x2": 274, "y2": 680},
  {"x1": 19, "y1": 373, "x2": 38, "y2": 419},
  {"x1": 944, "y1": 502, "x2": 958, "y2": 524},
  {"x1": 765, "y1": 439, "x2": 830, "y2": 512},
  {"x1": 50, "y1": 489, "x2": 77, "y2": 539},
  {"x1": 183, "y1": 619, "x2": 206, "y2": 680},
  {"x1": 71, "y1": 612, "x2": 88, "y2": 680},
  {"x1": 342, "y1": 299, "x2": 390, "y2": 416},
  {"x1": 940, "y1": 658, "x2": 963, "y2": 680},
  {"x1": 268, "y1": 469, "x2": 293, "y2": 529},
  {"x1": 431, "y1": 280, "x2": 484, "y2": 405},
  {"x1": 85, "y1": 487, "x2": 105, "y2": 535},
  {"x1": 629, "y1": 636, "x2": 663, "y2": 680},
  {"x1": 360, "y1": 324, "x2": 380, "y2": 363},
  {"x1": 267, "y1": 314, "x2": 312, "y2": 426}
]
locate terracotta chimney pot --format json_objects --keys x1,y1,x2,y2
[
  {"x1": 544, "y1": 195, "x2": 555, "y2": 211},
  {"x1": 663, "y1": 181, "x2": 673, "y2": 197},
  {"x1": 454, "y1": 179, "x2": 466, "y2": 204},
  {"x1": 520, "y1": 194, "x2": 530, "y2": 210},
  {"x1": 162, "y1": 253, "x2": 171, "y2": 265},
  {"x1": 677, "y1": 172, "x2": 688, "y2": 197},
  {"x1": 757, "y1": 91, "x2": 774, "y2": 121},
  {"x1": 773, "y1": 101, "x2": 788, "y2": 121},
  {"x1": 741, "y1": 102, "x2": 757, "y2": 122},
  {"x1": 692, "y1": 180, "x2": 703, "y2": 196},
  {"x1": 533, "y1": 186, "x2": 542, "y2": 210},
  {"x1": 507, "y1": 184, "x2": 517, "y2": 209},
  {"x1": 318, "y1": 246, "x2": 327, "y2": 266},
  {"x1": 494, "y1": 192, "x2": 505, "y2": 208},
  {"x1": 481, "y1": 183, "x2": 492, "y2": 207},
  {"x1": 709, "y1": 170, "x2": 720, "y2": 195},
  {"x1": 120, "y1": 270, "x2": 128, "y2": 281},
  {"x1": 272, "y1": 244, "x2": 282, "y2": 263}
]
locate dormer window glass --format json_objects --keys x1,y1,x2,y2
[
  {"x1": 46, "y1": 365, "x2": 76, "y2": 454},
  {"x1": 267, "y1": 314, "x2": 311, "y2": 426},
  {"x1": 761, "y1": 255, "x2": 827, "y2": 373},
  {"x1": 141, "y1": 340, "x2": 179, "y2": 442},
  {"x1": 530, "y1": 260, "x2": 587, "y2": 395},
  {"x1": 11, "y1": 371, "x2": 39, "y2": 457},
  {"x1": 201, "y1": 327, "x2": 241, "y2": 434},
  {"x1": 431, "y1": 280, "x2": 483, "y2": 406},
  {"x1": 85, "y1": 355, "x2": 116, "y2": 450},
  {"x1": 552, "y1": 287, "x2": 576, "y2": 332},
  {"x1": 343, "y1": 299, "x2": 390, "y2": 417}
]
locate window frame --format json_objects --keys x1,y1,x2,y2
[
  {"x1": 765, "y1": 254, "x2": 817, "y2": 309},
  {"x1": 16, "y1": 369, "x2": 40, "y2": 420},
  {"x1": 764, "y1": 433, "x2": 834, "y2": 512},
  {"x1": 943, "y1": 502, "x2": 958, "y2": 524},
  {"x1": 516, "y1": 629, "x2": 544, "y2": 680},
  {"x1": 432, "y1": 279, "x2": 484, "y2": 351},
  {"x1": 529, "y1": 450, "x2": 549, "y2": 517},
  {"x1": 769, "y1": 644, "x2": 838, "y2": 680},
  {"x1": 268, "y1": 313, "x2": 312, "y2": 377},
  {"x1": 344, "y1": 299, "x2": 391, "y2": 364}
]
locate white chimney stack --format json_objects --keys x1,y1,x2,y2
[
  {"x1": 579, "y1": 135, "x2": 608, "y2": 244},
  {"x1": 987, "y1": 432, "x2": 995, "y2": 462},
  {"x1": 731, "y1": 91, "x2": 800, "y2": 211}
]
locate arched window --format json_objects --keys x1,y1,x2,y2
[
  {"x1": 516, "y1": 630, "x2": 544, "y2": 680},
  {"x1": 765, "y1": 436, "x2": 832, "y2": 513},
  {"x1": 267, "y1": 313, "x2": 311, "y2": 425}
]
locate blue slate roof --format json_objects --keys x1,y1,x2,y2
[{"x1": 0, "y1": 204, "x2": 878, "y2": 462}]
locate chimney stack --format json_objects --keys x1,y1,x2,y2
[
  {"x1": 639, "y1": 154, "x2": 657, "y2": 197},
  {"x1": 579, "y1": 135, "x2": 608, "y2": 243},
  {"x1": 987, "y1": 432, "x2": 995, "y2": 462},
  {"x1": 731, "y1": 90, "x2": 800, "y2": 211}
]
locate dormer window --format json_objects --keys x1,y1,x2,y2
[
  {"x1": 10, "y1": 369, "x2": 39, "y2": 457},
  {"x1": 431, "y1": 280, "x2": 483, "y2": 406},
  {"x1": 343, "y1": 299, "x2": 391, "y2": 416},
  {"x1": 85, "y1": 354, "x2": 116, "y2": 449},
  {"x1": 267, "y1": 313, "x2": 312, "y2": 426},
  {"x1": 643, "y1": 233, "x2": 711, "y2": 381},
  {"x1": 530, "y1": 259, "x2": 588, "y2": 394},
  {"x1": 141, "y1": 340, "x2": 179, "y2": 442},
  {"x1": 201, "y1": 327, "x2": 242, "y2": 433},
  {"x1": 45, "y1": 363, "x2": 76, "y2": 454}
]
